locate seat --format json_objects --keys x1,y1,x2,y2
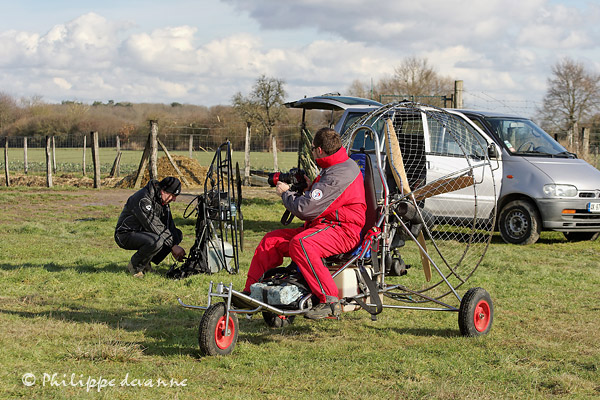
[{"x1": 324, "y1": 151, "x2": 379, "y2": 265}]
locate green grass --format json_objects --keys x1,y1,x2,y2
[
  {"x1": 0, "y1": 186, "x2": 599, "y2": 399},
  {"x1": 1, "y1": 148, "x2": 299, "y2": 175}
]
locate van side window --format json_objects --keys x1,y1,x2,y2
[{"x1": 427, "y1": 114, "x2": 487, "y2": 158}]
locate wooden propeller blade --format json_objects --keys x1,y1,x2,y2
[
  {"x1": 384, "y1": 119, "x2": 431, "y2": 282},
  {"x1": 412, "y1": 175, "x2": 475, "y2": 202}
]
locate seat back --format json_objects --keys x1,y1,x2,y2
[
  {"x1": 324, "y1": 151, "x2": 380, "y2": 266},
  {"x1": 350, "y1": 152, "x2": 379, "y2": 238}
]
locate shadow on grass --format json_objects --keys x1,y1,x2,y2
[
  {"x1": 363, "y1": 323, "x2": 458, "y2": 338},
  {"x1": 0, "y1": 262, "x2": 125, "y2": 274},
  {"x1": 0, "y1": 303, "x2": 201, "y2": 358}
]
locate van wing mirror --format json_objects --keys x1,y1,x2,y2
[{"x1": 488, "y1": 144, "x2": 499, "y2": 159}]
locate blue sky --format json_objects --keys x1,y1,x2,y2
[{"x1": 1, "y1": 0, "x2": 599, "y2": 117}]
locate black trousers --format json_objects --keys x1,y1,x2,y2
[{"x1": 115, "y1": 229, "x2": 182, "y2": 271}]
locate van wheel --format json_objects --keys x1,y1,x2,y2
[
  {"x1": 498, "y1": 200, "x2": 541, "y2": 245},
  {"x1": 563, "y1": 232, "x2": 599, "y2": 242}
]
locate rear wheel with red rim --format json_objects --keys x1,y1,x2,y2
[
  {"x1": 459, "y1": 287, "x2": 493, "y2": 336},
  {"x1": 198, "y1": 303, "x2": 238, "y2": 356}
]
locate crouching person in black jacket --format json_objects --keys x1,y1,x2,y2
[{"x1": 115, "y1": 177, "x2": 186, "y2": 277}]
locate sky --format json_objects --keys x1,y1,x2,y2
[{"x1": 1, "y1": 0, "x2": 600, "y2": 117}]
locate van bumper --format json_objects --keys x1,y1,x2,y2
[{"x1": 538, "y1": 198, "x2": 600, "y2": 232}]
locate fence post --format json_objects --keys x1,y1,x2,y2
[
  {"x1": 272, "y1": 134, "x2": 278, "y2": 171},
  {"x1": 189, "y1": 134, "x2": 193, "y2": 158},
  {"x1": 4, "y1": 137, "x2": 9, "y2": 187},
  {"x1": 116, "y1": 135, "x2": 121, "y2": 177},
  {"x1": 46, "y1": 136, "x2": 53, "y2": 188},
  {"x1": 454, "y1": 80, "x2": 463, "y2": 109},
  {"x1": 82, "y1": 134, "x2": 87, "y2": 176},
  {"x1": 91, "y1": 131, "x2": 100, "y2": 188},
  {"x1": 149, "y1": 120, "x2": 158, "y2": 180},
  {"x1": 23, "y1": 137, "x2": 28, "y2": 175},
  {"x1": 582, "y1": 127, "x2": 590, "y2": 160},
  {"x1": 244, "y1": 122, "x2": 251, "y2": 185},
  {"x1": 52, "y1": 136, "x2": 56, "y2": 173}
]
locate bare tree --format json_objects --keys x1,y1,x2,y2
[
  {"x1": 539, "y1": 57, "x2": 600, "y2": 138},
  {"x1": 232, "y1": 75, "x2": 287, "y2": 144},
  {"x1": 347, "y1": 57, "x2": 454, "y2": 105},
  {"x1": 347, "y1": 79, "x2": 372, "y2": 99},
  {"x1": 0, "y1": 92, "x2": 19, "y2": 134}
]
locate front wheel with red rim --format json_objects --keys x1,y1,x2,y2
[
  {"x1": 198, "y1": 303, "x2": 239, "y2": 356},
  {"x1": 458, "y1": 287, "x2": 493, "y2": 337}
]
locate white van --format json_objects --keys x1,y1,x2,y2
[{"x1": 287, "y1": 95, "x2": 600, "y2": 245}]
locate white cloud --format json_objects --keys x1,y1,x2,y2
[
  {"x1": 0, "y1": 0, "x2": 598, "y2": 114},
  {"x1": 52, "y1": 77, "x2": 72, "y2": 90}
]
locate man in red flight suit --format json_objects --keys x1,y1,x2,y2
[{"x1": 244, "y1": 127, "x2": 366, "y2": 319}]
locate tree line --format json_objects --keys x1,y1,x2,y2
[{"x1": 1, "y1": 56, "x2": 599, "y2": 148}]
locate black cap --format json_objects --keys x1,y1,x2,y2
[{"x1": 158, "y1": 177, "x2": 181, "y2": 195}]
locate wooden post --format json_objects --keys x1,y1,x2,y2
[
  {"x1": 51, "y1": 136, "x2": 56, "y2": 173},
  {"x1": 46, "y1": 136, "x2": 53, "y2": 188},
  {"x1": 91, "y1": 131, "x2": 100, "y2": 188},
  {"x1": 244, "y1": 122, "x2": 251, "y2": 186},
  {"x1": 133, "y1": 134, "x2": 151, "y2": 189},
  {"x1": 157, "y1": 138, "x2": 190, "y2": 187},
  {"x1": 454, "y1": 80, "x2": 463, "y2": 109},
  {"x1": 582, "y1": 127, "x2": 590, "y2": 160},
  {"x1": 272, "y1": 134, "x2": 278, "y2": 171},
  {"x1": 115, "y1": 135, "x2": 121, "y2": 177},
  {"x1": 23, "y1": 137, "x2": 28, "y2": 175},
  {"x1": 4, "y1": 137, "x2": 9, "y2": 187},
  {"x1": 82, "y1": 134, "x2": 87, "y2": 176},
  {"x1": 109, "y1": 151, "x2": 122, "y2": 178},
  {"x1": 149, "y1": 120, "x2": 158, "y2": 181},
  {"x1": 189, "y1": 135, "x2": 193, "y2": 158}
]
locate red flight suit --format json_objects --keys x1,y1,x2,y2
[{"x1": 244, "y1": 147, "x2": 366, "y2": 303}]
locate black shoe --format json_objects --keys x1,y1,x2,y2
[{"x1": 304, "y1": 301, "x2": 341, "y2": 320}]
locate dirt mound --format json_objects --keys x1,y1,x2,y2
[
  {"x1": 116, "y1": 155, "x2": 208, "y2": 189},
  {"x1": 0, "y1": 155, "x2": 208, "y2": 189},
  {"x1": 2, "y1": 174, "x2": 98, "y2": 188}
]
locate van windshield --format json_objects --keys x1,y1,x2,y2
[{"x1": 482, "y1": 117, "x2": 571, "y2": 157}]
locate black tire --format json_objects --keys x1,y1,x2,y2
[
  {"x1": 459, "y1": 287, "x2": 493, "y2": 337},
  {"x1": 198, "y1": 303, "x2": 238, "y2": 356},
  {"x1": 262, "y1": 312, "x2": 295, "y2": 328},
  {"x1": 498, "y1": 200, "x2": 541, "y2": 245},
  {"x1": 563, "y1": 232, "x2": 599, "y2": 242}
]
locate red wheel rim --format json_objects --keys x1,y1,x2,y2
[
  {"x1": 214, "y1": 315, "x2": 235, "y2": 350},
  {"x1": 473, "y1": 300, "x2": 491, "y2": 332}
]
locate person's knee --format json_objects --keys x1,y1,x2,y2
[
  {"x1": 146, "y1": 236, "x2": 164, "y2": 253},
  {"x1": 288, "y1": 236, "x2": 303, "y2": 259}
]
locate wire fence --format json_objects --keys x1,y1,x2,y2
[{"x1": 0, "y1": 125, "x2": 304, "y2": 177}]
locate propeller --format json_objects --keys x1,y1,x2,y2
[
  {"x1": 384, "y1": 118, "x2": 432, "y2": 282},
  {"x1": 412, "y1": 175, "x2": 475, "y2": 202}
]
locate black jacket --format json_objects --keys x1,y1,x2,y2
[{"x1": 115, "y1": 180, "x2": 178, "y2": 248}]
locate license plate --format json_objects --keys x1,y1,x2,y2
[{"x1": 588, "y1": 202, "x2": 600, "y2": 213}]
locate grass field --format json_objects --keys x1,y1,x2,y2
[
  {"x1": 0, "y1": 186, "x2": 599, "y2": 399},
  {"x1": 1, "y1": 148, "x2": 299, "y2": 175}
]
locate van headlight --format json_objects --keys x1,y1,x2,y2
[{"x1": 543, "y1": 184, "x2": 578, "y2": 197}]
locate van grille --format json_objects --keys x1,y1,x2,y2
[{"x1": 579, "y1": 191, "x2": 600, "y2": 198}]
